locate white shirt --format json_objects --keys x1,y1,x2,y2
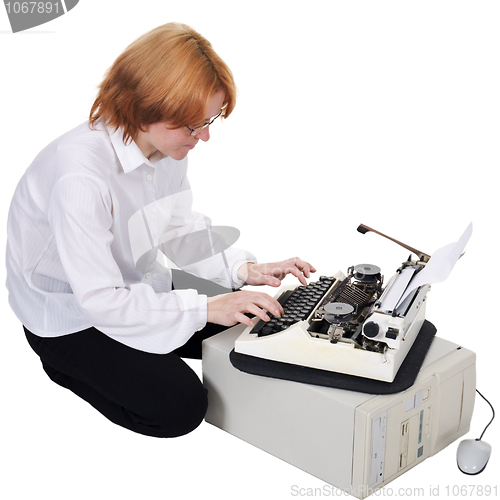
[{"x1": 6, "y1": 121, "x2": 255, "y2": 354}]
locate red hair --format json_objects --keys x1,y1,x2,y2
[{"x1": 89, "y1": 23, "x2": 236, "y2": 143}]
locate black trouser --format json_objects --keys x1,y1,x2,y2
[{"x1": 24, "y1": 322, "x2": 227, "y2": 438}]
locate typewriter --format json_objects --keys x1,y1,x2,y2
[{"x1": 233, "y1": 223, "x2": 472, "y2": 383}]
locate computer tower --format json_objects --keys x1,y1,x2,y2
[{"x1": 202, "y1": 324, "x2": 475, "y2": 498}]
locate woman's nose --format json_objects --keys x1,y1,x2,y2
[{"x1": 197, "y1": 126, "x2": 210, "y2": 142}]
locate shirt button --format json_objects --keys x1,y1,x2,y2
[
  {"x1": 146, "y1": 175, "x2": 152, "y2": 181},
  {"x1": 151, "y1": 207, "x2": 156, "y2": 213},
  {"x1": 145, "y1": 273, "x2": 151, "y2": 279}
]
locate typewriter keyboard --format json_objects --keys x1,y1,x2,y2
[{"x1": 250, "y1": 276, "x2": 335, "y2": 337}]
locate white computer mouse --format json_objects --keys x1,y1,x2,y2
[{"x1": 457, "y1": 439, "x2": 492, "y2": 475}]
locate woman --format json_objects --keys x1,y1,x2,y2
[{"x1": 6, "y1": 23, "x2": 315, "y2": 438}]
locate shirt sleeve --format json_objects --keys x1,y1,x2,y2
[{"x1": 47, "y1": 173, "x2": 207, "y2": 354}]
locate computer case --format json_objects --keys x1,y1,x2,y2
[{"x1": 202, "y1": 324, "x2": 475, "y2": 498}]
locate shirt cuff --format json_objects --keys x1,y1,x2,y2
[
  {"x1": 196, "y1": 294, "x2": 208, "y2": 331},
  {"x1": 231, "y1": 259, "x2": 256, "y2": 289},
  {"x1": 172, "y1": 289, "x2": 208, "y2": 332}
]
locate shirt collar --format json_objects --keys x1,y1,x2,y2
[{"x1": 107, "y1": 125, "x2": 164, "y2": 172}]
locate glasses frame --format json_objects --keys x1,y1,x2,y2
[{"x1": 185, "y1": 109, "x2": 224, "y2": 136}]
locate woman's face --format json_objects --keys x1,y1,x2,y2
[{"x1": 135, "y1": 90, "x2": 225, "y2": 161}]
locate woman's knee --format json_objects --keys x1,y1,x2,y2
[{"x1": 128, "y1": 381, "x2": 209, "y2": 438}]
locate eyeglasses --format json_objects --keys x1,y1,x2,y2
[{"x1": 185, "y1": 109, "x2": 224, "y2": 136}]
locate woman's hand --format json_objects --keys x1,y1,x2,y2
[
  {"x1": 237, "y1": 257, "x2": 317, "y2": 287},
  {"x1": 207, "y1": 290, "x2": 285, "y2": 327}
]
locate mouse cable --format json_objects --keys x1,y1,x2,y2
[{"x1": 476, "y1": 389, "x2": 495, "y2": 441}]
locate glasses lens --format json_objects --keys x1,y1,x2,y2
[
  {"x1": 191, "y1": 125, "x2": 204, "y2": 137},
  {"x1": 189, "y1": 109, "x2": 224, "y2": 136}
]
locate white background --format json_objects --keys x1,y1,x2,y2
[{"x1": 1, "y1": 1, "x2": 498, "y2": 499}]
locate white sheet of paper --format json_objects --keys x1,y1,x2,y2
[{"x1": 396, "y1": 222, "x2": 473, "y2": 307}]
